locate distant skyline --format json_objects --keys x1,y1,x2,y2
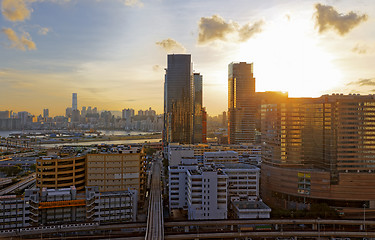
[{"x1": 1, "y1": 0, "x2": 374, "y2": 116}]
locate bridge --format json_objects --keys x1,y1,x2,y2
[{"x1": 2, "y1": 219, "x2": 375, "y2": 239}]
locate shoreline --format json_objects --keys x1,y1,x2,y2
[{"x1": 39, "y1": 133, "x2": 162, "y2": 144}]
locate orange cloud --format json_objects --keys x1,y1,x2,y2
[
  {"x1": 2, "y1": 28, "x2": 36, "y2": 51},
  {"x1": 1, "y1": 0, "x2": 33, "y2": 22}
]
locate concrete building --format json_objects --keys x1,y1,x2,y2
[
  {"x1": 231, "y1": 201, "x2": 271, "y2": 219},
  {"x1": 36, "y1": 156, "x2": 86, "y2": 191},
  {"x1": 169, "y1": 157, "x2": 198, "y2": 210},
  {"x1": 27, "y1": 187, "x2": 86, "y2": 226},
  {"x1": 24, "y1": 186, "x2": 137, "y2": 227},
  {"x1": 86, "y1": 186, "x2": 137, "y2": 223},
  {"x1": 85, "y1": 151, "x2": 144, "y2": 196},
  {"x1": 166, "y1": 143, "x2": 262, "y2": 165},
  {"x1": 0, "y1": 195, "x2": 30, "y2": 229},
  {"x1": 204, "y1": 151, "x2": 239, "y2": 164},
  {"x1": 228, "y1": 62, "x2": 256, "y2": 144},
  {"x1": 187, "y1": 166, "x2": 228, "y2": 220},
  {"x1": 219, "y1": 163, "x2": 259, "y2": 201},
  {"x1": 261, "y1": 94, "x2": 375, "y2": 218}
]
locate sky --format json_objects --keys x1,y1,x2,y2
[{"x1": 0, "y1": 0, "x2": 374, "y2": 117}]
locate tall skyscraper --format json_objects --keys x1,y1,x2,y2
[
  {"x1": 192, "y1": 73, "x2": 203, "y2": 143},
  {"x1": 43, "y1": 109, "x2": 49, "y2": 119},
  {"x1": 228, "y1": 62, "x2": 256, "y2": 144},
  {"x1": 72, "y1": 93, "x2": 77, "y2": 110},
  {"x1": 164, "y1": 54, "x2": 193, "y2": 144}
]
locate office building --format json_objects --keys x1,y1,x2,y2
[
  {"x1": 72, "y1": 93, "x2": 77, "y2": 110},
  {"x1": 228, "y1": 62, "x2": 256, "y2": 144},
  {"x1": 164, "y1": 54, "x2": 193, "y2": 144},
  {"x1": 192, "y1": 73, "x2": 203, "y2": 143},
  {"x1": 261, "y1": 94, "x2": 375, "y2": 218}
]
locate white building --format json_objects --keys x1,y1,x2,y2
[
  {"x1": 204, "y1": 151, "x2": 239, "y2": 164},
  {"x1": 187, "y1": 166, "x2": 228, "y2": 220},
  {"x1": 231, "y1": 200, "x2": 271, "y2": 219},
  {"x1": 219, "y1": 163, "x2": 260, "y2": 201},
  {"x1": 169, "y1": 158, "x2": 198, "y2": 210},
  {"x1": 168, "y1": 146, "x2": 194, "y2": 166}
]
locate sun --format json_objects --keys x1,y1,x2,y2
[{"x1": 235, "y1": 13, "x2": 343, "y2": 98}]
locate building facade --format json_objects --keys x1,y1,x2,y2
[
  {"x1": 228, "y1": 62, "x2": 256, "y2": 144},
  {"x1": 36, "y1": 156, "x2": 86, "y2": 191},
  {"x1": 261, "y1": 94, "x2": 375, "y2": 218},
  {"x1": 164, "y1": 54, "x2": 193, "y2": 144}
]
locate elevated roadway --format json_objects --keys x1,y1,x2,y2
[
  {"x1": 0, "y1": 173, "x2": 35, "y2": 196},
  {"x1": 145, "y1": 160, "x2": 164, "y2": 240}
]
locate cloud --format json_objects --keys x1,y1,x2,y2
[
  {"x1": 352, "y1": 44, "x2": 369, "y2": 54},
  {"x1": 122, "y1": 0, "x2": 143, "y2": 7},
  {"x1": 2, "y1": 28, "x2": 36, "y2": 51},
  {"x1": 156, "y1": 38, "x2": 186, "y2": 53},
  {"x1": 347, "y1": 78, "x2": 375, "y2": 86},
  {"x1": 314, "y1": 3, "x2": 368, "y2": 36},
  {"x1": 1, "y1": 0, "x2": 33, "y2": 22},
  {"x1": 238, "y1": 20, "x2": 264, "y2": 42},
  {"x1": 38, "y1": 27, "x2": 50, "y2": 35},
  {"x1": 197, "y1": 14, "x2": 264, "y2": 45}
]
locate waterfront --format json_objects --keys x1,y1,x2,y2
[
  {"x1": 0, "y1": 130, "x2": 155, "y2": 138},
  {"x1": 40, "y1": 138, "x2": 161, "y2": 147}
]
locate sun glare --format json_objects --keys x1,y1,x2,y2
[{"x1": 236, "y1": 14, "x2": 343, "y2": 97}]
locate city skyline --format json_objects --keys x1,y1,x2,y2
[{"x1": 1, "y1": 0, "x2": 375, "y2": 116}]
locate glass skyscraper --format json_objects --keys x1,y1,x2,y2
[
  {"x1": 164, "y1": 54, "x2": 193, "y2": 144},
  {"x1": 228, "y1": 62, "x2": 256, "y2": 144}
]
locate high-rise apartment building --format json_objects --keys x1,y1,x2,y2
[
  {"x1": 164, "y1": 54, "x2": 193, "y2": 144},
  {"x1": 228, "y1": 62, "x2": 256, "y2": 144},
  {"x1": 43, "y1": 109, "x2": 49, "y2": 119},
  {"x1": 0, "y1": 111, "x2": 11, "y2": 119},
  {"x1": 122, "y1": 108, "x2": 135, "y2": 119},
  {"x1": 261, "y1": 94, "x2": 375, "y2": 218},
  {"x1": 72, "y1": 93, "x2": 77, "y2": 110}
]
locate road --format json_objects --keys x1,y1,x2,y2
[
  {"x1": 0, "y1": 173, "x2": 35, "y2": 196},
  {"x1": 145, "y1": 160, "x2": 164, "y2": 240}
]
